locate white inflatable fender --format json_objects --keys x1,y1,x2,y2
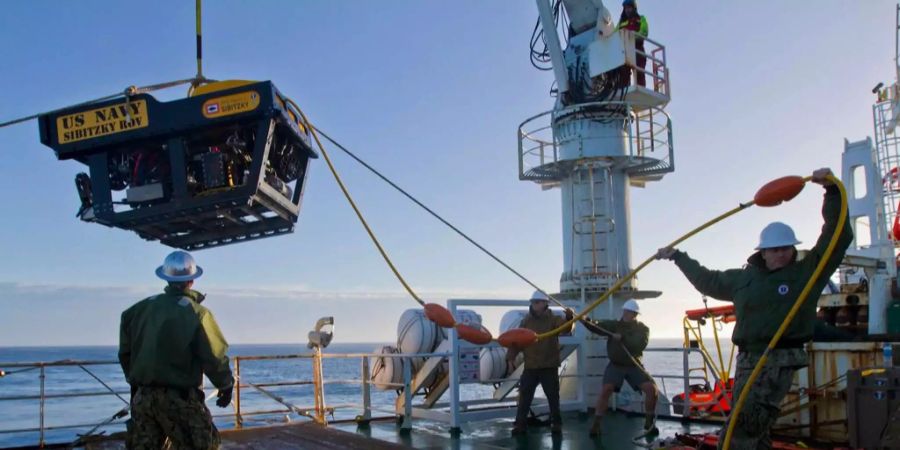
[
  {"x1": 397, "y1": 309, "x2": 442, "y2": 355},
  {"x1": 479, "y1": 346, "x2": 508, "y2": 382},
  {"x1": 370, "y1": 345, "x2": 403, "y2": 391}
]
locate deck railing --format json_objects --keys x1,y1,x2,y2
[
  {"x1": 0, "y1": 344, "x2": 724, "y2": 448},
  {"x1": 0, "y1": 351, "x2": 447, "y2": 448}
]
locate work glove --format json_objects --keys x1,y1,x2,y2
[
  {"x1": 564, "y1": 308, "x2": 575, "y2": 321},
  {"x1": 655, "y1": 247, "x2": 677, "y2": 261},
  {"x1": 216, "y1": 385, "x2": 233, "y2": 408}
]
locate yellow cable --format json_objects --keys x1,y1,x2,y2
[
  {"x1": 536, "y1": 202, "x2": 753, "y2": 340},
  {"x1": 722, "y1": 175, "x2": 847, "y2": 450},
  {"x1": 286, "y1": 98, "x2": 425, "y2": 306}
]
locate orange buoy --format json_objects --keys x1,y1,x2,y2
[
  {"x1": 892, "y1": 202, "x2": 900, "y2": 241},
  {"x1": 753, "y1": 176, "x2": 805, "y2": 207},
  {"x1": 456, "y1": 324, "x2": 493, "y2": 345},
  {"x1": 423, "y1": 303, "x2": 456, "y2": 328},
  {"x1": 497, "y1": 328, "x2": 538, "y2": 349}
]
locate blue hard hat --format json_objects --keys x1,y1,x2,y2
[{"x1": 623, "y1": 0, "x2": 637, "y2": 7}]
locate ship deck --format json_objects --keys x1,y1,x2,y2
[{"x1": 78, "y1": 411, "x2": 721, "y2": 450}]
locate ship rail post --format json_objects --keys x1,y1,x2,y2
[
  {"x1": 234, "y1": 357, "x2": 243, "y2": 428},
  {"x1": 681, "y1": 325, "x2": 692, "y2": 418},
  {"x1": 39, "y1": 365, "x2": 45, "y2": 448},
  {"x1": 360, "y1": 356, "x2": 372, "y2": 425},
  {"x1": 400, "y1": 359, "x2": 412, "y2": 431},
  {"x1": 448, "y1": 301, "x2": 461, "y2": 434}
]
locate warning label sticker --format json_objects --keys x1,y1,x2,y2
[
  {"x1": 56, "y1": 100, "x2": 149, "y2": 144},
  {"x1": 202, "y1": 91, "x2": 260, "y2": 119}
]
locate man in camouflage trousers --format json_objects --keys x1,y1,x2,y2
[
  {"x1": 119, "y1": 251, "x2": 234, "y2": 450},
  {"x1": 656, "y1": 168, "x2": 853, "y2": 450}
]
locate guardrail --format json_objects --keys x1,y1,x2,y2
[
  {"x1": 0, "y1": 351, "x2": 448, "y2": 448},
  {"x1": 517, "y1": 101, "x2": 674, "y2": 184},
  {"x1": 0, "y1": 344, "x2": 727, "y2": 447}
]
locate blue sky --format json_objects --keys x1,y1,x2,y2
[{"x1": 0, "y1": 1, "x2": 894, "y2": 346}]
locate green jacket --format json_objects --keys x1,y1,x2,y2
[
  {"x1": 673, "y1": 186, "x2": 852, "y2": 353},
  {"x1": 511, "y1": 309, "x2": 573, "y2": 369},
  {"x1": 617, "y1": 15, "x2": 648, "y2": 37},
  {"x1": 582, "y1": 318, "x2": 649, "y2": 366},
  {"x1": 119, "y1": 286, "x2": 234, "y2": 390}
]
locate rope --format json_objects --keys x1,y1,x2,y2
[
  {"x1": 723, "y1": 175, "x2": 848, "y2": 450},
  {"x1": 78, "y1": 365, "x2": 129, "y2": 405},
  {"x1": 67, "y1": 405, "x2": 129, "y2": 449},
  {"x1": 0, "y1": 4, "x2": 208, "y2": 128},
  {"x1": 286, "y1": 99, "x2": 425, "y2": 306},
  {"x1": 0, "y1": 366, "x2": 40, "y2": 376},
  {"x1": 0, "y1": 77, "x2": 200, "y2": 130},
  {"x1": 311, "y1": 127, "x2": 569, "y2": 307}
]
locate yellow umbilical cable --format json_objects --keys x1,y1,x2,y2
[
  {"x1": 722, "y1": 175, "x2": 847, "y2": 450},
  {"x1": 536, "y1": 202, "x2": 753, "y2": 340},
  {"x1": 286, "y1": 99, "x2": 425, "y2": 306}
]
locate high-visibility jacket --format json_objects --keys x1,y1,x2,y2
[{"x1": 617, "y1": 15, "x2": 648, "y2": 38}]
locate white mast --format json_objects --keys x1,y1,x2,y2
[{"x1": 523, "y1": 0, "x2": 673, "y2": 404}]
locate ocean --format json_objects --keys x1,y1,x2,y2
[{"x1": 0, "y1": 339, "x2": 727, "y2": 448}]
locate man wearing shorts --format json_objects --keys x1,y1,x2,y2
[{"x1": 580, "y1": 299, "x2": 657, "y2": 437}]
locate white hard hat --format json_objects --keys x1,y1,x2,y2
[
  {"x1": 530, "y1": 290, "x2": 550, "y2": 302},
  {"x1": 623, "y1": 299, "x2": 640, "y2": 314},
  {"x1": 156, "y1": 251, "x2": 203, "y2": 282},
  {"x1": 756, "y1": 222, "x2": 801, "y2": 250}
]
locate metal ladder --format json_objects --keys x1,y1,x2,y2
[{"x1": 572, "y1": 162, "x2": 616, "y2": 284}]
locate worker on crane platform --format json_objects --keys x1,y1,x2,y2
[{"x1": 617, "y1": 0, "x2": 649, "y2": 87}]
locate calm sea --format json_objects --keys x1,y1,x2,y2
[{"x1": 0, "y1": 339, "x2": 725, "y2": 448}]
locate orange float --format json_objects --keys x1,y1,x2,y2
[
  {"x1": 456, "y1": 324, "x2": 493, "y2": 345},
  {"x1": 497, "y1": 328, "x2": 538, "y2": 348},
  {"x1": 423, "y1": 303, "x2": 456, "y2": 328},
  {"x1": 753, "y1": 175, "x2": 805, "y2": 207}
]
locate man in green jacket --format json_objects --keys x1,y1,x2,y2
[
  {"x1": 119, "y1": 251, "x2": 234, "y2": 450},
  {"x1": 656, "y1": 168, "x2": 852, "y2": 450},
  {"x1": 580, "y1": 299, "x2": 657, "y2": 437},
  {"x1": 507, "y1": 291, "x2": 574, "y2": 436}
]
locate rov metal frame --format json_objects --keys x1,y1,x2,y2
[{"x1": 37, "y1": 81, "x2": 318, "y2": 250}]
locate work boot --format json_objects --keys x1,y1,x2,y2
[
  {"x1": 551, "y1": 422, "x2": 562, "y2": 435},
  {"x1": 643, "y1": 415, "x2": 658, "y2": 435},
  {"x1": 589, "y1": 416, "x2": 602, "y2": 437},
  {"x1": 511, "y1": 425, "x2": 527, "y2": 436}
]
